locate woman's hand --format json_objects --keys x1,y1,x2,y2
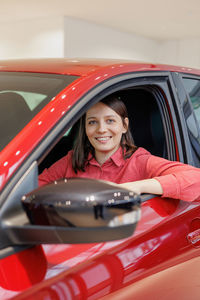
[{"x1": 119, "y1": 179, "x2": 163, "y2": 195}]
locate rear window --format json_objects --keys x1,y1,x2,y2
[{"x1": 0, "y1": 72, "x2": 78, "y2": 151}]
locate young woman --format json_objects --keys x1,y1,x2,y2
[{"x1": 39, "y1": 96, "x2": 200, "y2": 202}]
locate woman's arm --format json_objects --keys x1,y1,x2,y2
[
  {"x1": 38, "y1": 152, "x2": 72, "y2": 186},
  {"x1": 119, "y1": 178, "x2": 163, "y2": 195},
  {"x1": 146, "y1": 156, "x2": 200, "y2": 201},
  {"x1": 118, "y1": 150, "x2": 200, "y2": 201},
  {"x1": 122, "y1": 153, "x2": 200, "y2": 201}
]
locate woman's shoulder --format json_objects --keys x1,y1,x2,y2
[
  {"x1": 125, "y1": 147, "x2": 153, "y2": 173},
  {"x1": 66, "y1": 149, "x2": 74, "y2": 157},
  {"x1": 132, "y1": 147, "x2": 152, "y2": 158},
  {"x1": 126, "y1": 147, "x2": 152, "y2": 166},
  {"x1": 56, "y1": 149, "x2": 74, "y2": 165}
]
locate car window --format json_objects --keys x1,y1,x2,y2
[
  {"x1": 0, "y1": 90, "x2": 46, "y2": 111},
  {"x1": 182, "y1": 78, "x2": 200, "y2": 124},
  {"x1": 0, "y1": 72, "x2": 78, "y2": 151},
  {"x1": 38, "y1": 87, "x2": 170, "y2": 174},
  {"x1": 182, "y1": 77, "x2": 200, "y2": 165}
]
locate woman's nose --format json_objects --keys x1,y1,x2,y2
[{"x1": 97, "y1": 121, "x2": 107, "y2": 132}]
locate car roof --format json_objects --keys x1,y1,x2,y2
[{"x1": 0, "y1": 58, "x2": 200, "y2": 76}]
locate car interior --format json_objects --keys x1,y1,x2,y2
[
  {"x1": 0, "y1": 92, "x2": 33, "y2": 151},
  {"x1": 38, "y1": 87, "x2": 166, "y2": 174}
]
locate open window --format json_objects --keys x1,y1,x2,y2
[{"x1": 38, "y1": 85, "x2": 167, "y2": 174}]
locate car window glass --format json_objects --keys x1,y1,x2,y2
[
  {"x1": 182, "y1": 77, "x2": 200, "y2": 165},
  {"x1": 0, "y1": 72, "x2": 78, "y2": 151},
  {"x1": 182, "y1": 78, "x2": 200, "y2": 124},
  {"x1": 0, "y1": 90, "x2": 46, "y2": 111}
]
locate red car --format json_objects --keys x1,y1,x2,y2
[{"x1": 0, "y1": 58, "x2": 200, "y2": 299}]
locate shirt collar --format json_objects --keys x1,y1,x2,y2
[{"x1": 88, "y1": 147, "x2": 125, "y2": 167}]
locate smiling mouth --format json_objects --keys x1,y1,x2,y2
[{"x1": 95, "y1": 137, "x2": 111, "y2": 141}]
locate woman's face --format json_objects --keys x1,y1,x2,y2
[{"x1": 85, "y1": 102, "x2": 128, "y2": 163}]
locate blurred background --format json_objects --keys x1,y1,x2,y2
[{"x1": 1, "y1": 0, "x2": 200, "y2": 68}]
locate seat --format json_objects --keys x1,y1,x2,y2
[
  {"x1": 121, "y1": 89, "x2": 166, "y2": 157},
  {"x1": 0, "y1": 92, "x2": 32, "y2": 150}
]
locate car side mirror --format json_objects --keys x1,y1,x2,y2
[{"x1": 21, "y1": 178, "x2": 141, "y2": 243}]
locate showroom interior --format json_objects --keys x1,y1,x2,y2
[
  {"x1": 0, "y1": 1, "x2": 200, "y2": 300},
  {"x1": 1, "y1": 0, "x2": 200, "y2": 68}
]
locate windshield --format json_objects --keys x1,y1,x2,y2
[{"x1": 0, "y1": 72, "x2": 78, "y2": 151}]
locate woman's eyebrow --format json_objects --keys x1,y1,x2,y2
[
  {"x1": 87, "y1": 114, "x2": 116, "y2": 120},
  {"x1": 105, "y1": 115, "x2": 116, "y2": 118},
  {"x1": 86, "y1": 116, "x2": 96, "y2": 120}
]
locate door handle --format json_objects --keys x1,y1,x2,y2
[{"x1": 187, "y1": 228, "x2": 200, "y2": 245}]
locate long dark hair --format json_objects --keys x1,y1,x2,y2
[{"x1": 72, "y1": 95, "x2": 137, "y2": 173}]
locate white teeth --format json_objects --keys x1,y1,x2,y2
[{"x1": 96, "y1": 137, "x2": 110, "y2": 141}]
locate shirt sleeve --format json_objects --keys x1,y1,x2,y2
[
  {"x1": 146, "y1": 155, "x2": 200, "y2": 201},
  {"x1": 38, "y1": 151, "x2": 72, "y2": 186}
]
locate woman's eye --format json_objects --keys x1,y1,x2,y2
[
  {"x1": 107, "y1": 119, "x2": 115, "y2": 124},
  {"x1": 88, "y1": 120, "x2": 96, "y2": 125}
]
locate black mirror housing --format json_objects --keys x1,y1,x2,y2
[{"x1": 21, "y1": 178, "x2": 141, "y2": 243}]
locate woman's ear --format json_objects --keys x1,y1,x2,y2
[{"x1": 123, "y1": 117, "x2": 129, "y2": 133}]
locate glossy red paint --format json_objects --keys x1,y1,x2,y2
[
  {"x1": 1, "y1": 58, "x2": 200, "y2": 76},
  {"x1": 0, "y1": 246, "x2": 47, "y2": 297}
]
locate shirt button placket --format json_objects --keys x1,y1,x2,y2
[{"x1": 99, "y1": 167, "x2": 103, "y2": 179}]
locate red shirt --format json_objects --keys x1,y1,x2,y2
[{"x1": 39, "y1": 147, "x2": 200, "y2": 201}]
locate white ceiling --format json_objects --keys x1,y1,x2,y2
[{"x1": 1, "y1": 0, "x2": 200, "y2": 40}]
